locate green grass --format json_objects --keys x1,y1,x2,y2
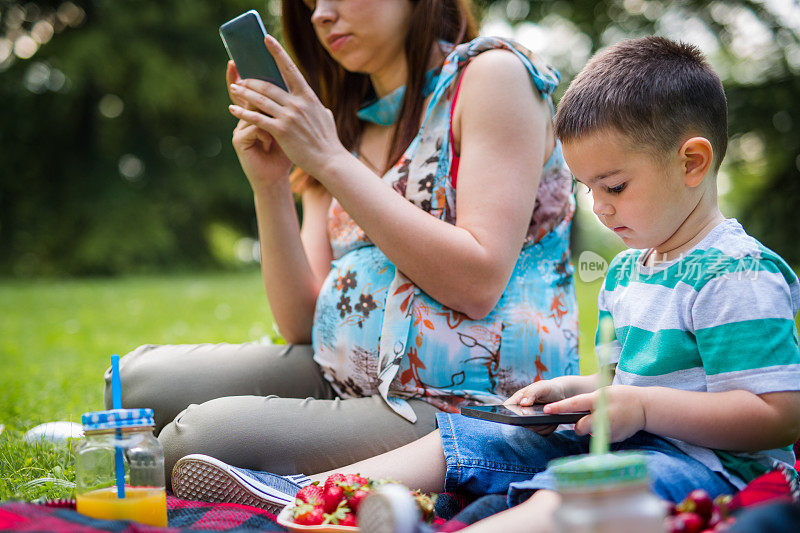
[{"x1": 0, "y1": 271, "x2": 277, "y2": 501}]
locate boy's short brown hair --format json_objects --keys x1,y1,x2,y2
[{"x1": 555, "y1": 36, "x2": 728, "y2": 171}]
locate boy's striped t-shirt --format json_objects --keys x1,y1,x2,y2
[{"x1": 596, "y1": 218, "x2": 800, "y2": 488}]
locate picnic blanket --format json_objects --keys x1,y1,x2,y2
[
  {"x1": 0, "y1": 493, "x2": 466, "y2": 532},
  {"x1": 1, "y1": 471, "x2": 798, "y2": 532},
  {"x1": 0, "y1": 496, "x2": 287, "y2": 532}
]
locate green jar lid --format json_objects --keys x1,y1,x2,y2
[{"x1": 549, "y1": 452, "x2": 648, "y2": 491}]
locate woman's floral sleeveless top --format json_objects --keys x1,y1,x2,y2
[{"x1": 312, "y1": 37, "x2": 579, "y2": 421}]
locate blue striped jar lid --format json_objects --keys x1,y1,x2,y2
[{"x1": 81, "y1": 408, "x2": 155, "y2": 432}]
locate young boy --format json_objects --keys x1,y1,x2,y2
[{"x1": 171, "y1": 37, "x2": 800, "y2": 532}]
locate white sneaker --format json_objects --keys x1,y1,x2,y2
[
  {"x1": 23, "y1": 421, "x2": 83, "y2": 443},
  {"x1": 171, "y1": 454, "x2": 310, "y2": 514},
  {"x1": 358, "y1": 483, "x2": 422, "y2": 533}
]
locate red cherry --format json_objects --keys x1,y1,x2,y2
[
  {"x1": 675, "y1": 512, "x2": 705, "y2": 533},
  {"x1": 686, "y1": 489, "x2": 714, "y2": 521},
  {"x1": 667, "y1": 502, "x2": 679, "y2": 516},
  {"x1": 713, "y1": 517, "x2": 736, "y2": 531},
  {"x1": 666, "y1": 515, "x2": 686, "y2": 533}
]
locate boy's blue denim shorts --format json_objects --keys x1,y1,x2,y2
[{"x1": 436, "y1": 413, "x2": 738, "y2": 507}]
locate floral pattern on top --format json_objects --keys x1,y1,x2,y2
[{"x1": 312, "y1": 37, "x2": 579, "y2": 421}]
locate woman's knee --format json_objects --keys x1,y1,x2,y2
[
  {"x1": 157, "y1": 396, "x2": 273, "y2": 482},
  {"x1": 158, "y1": 402, "x2": 222, "y2": 485}
]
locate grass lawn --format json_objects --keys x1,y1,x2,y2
[
  {"x1": 3, "y1": 270, "x2": 796, "y2": 501},
  {"x1": 0, "y1": 271, "x2": 277, "y2": 501}
]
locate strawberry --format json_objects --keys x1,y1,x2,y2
[
  {"x1": 344, "y1": 473, "x2": 370, "y2": 489},
  {"x1": 338, "y1": 513, "x2": 358, "y2": 527},
  {"x1": 324, "y1": 473, "x2": 347, "y2": 492},
  {"x1": 323, "y1": 504, "x2": 351, "y2": 525},
  {"x1": 321, "y1": 484, "x2": 346, "y2": 513},
  {"x1": 295, "y1": 484, "x2": 323, "y2": 505},
  {"x1": 347, "y1": 488, "x2": 370, "y2": 512},
  {"x1": 292, "y1": 503, "x2": 325, "y2": 526}
]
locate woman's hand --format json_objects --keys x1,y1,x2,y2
[
  {"x1": 228, "y1": 35, "x2": 348, "y2": 180},
  {"x1": 226, "y1": 61, "x2": 293, "y2": 190}
]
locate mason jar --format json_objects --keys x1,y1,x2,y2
[
  {"x1": 550, "y1": 452, "x2": 666, "y2": 533},
  {"x1": 75, "y1": 408, "x2": 167, "y2": 527}
]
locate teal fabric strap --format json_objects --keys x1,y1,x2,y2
[{"x1": 357, "y1": 68, "x2": 440, "y2": 125}]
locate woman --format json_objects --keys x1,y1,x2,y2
[{"x1": 105, "y1": 0, "x2": 578, "y2": 480}]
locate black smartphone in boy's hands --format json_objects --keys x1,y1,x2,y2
[
  {"x1": 460, "y1": 404, "x2": 590, "y2": 426},
  {"x1": 219, "y1": 10, "x2": 287, "y2": 91}
]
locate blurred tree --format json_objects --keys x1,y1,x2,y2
[
  {"x1": 488, "y1": 0, "x2": 800, "y2": 264},
  {"x1": 0, "y1": 0, "x2": 269, "y2": 275},
  {"x1": 0, "y1": 0, "x2": 798, "y2": 276}
]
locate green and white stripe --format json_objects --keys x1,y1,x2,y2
[{"x1": 597, "y1": 219, "x2": 800, "y2": 487}]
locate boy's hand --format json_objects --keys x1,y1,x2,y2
[
  {"x1": 505, "y1": 379, "x2": 570, "y2": 436},
  {"x1": 544, "y1": 385, "x2": 647, "y2": 442},
  {"x1": 505, "y1": 379, "x2": 568, "y2": 407}
]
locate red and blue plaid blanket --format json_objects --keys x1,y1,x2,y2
[
  {"x1": 1, "y1": 470, "x2": 798, "y2": 532},
  {"x1": 0, "y1": 496, "x2": 287, "y2": 532}
]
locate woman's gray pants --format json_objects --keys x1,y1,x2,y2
[{"x1": 104, "y1": 342, "x2": 439, "y2": 484}]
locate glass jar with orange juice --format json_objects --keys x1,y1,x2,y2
[{"x1": 75, "y1": 408, "x2": 167, "y2": 527}]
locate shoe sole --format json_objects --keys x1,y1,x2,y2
[{"x1": 171, "y1": 454, "x2": 291, "y2": 514}]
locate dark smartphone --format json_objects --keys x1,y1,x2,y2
[
  {"x1": 219, "y1": 10, "x2": 287, "y2": 90},
  {"x1": 460, "y1": 404, "x2": 590, "y2": 426}
]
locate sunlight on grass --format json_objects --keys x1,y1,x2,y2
[{"x1": 0, "y1": 271, "x2": 276, "y2": 432}]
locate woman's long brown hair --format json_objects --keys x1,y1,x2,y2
[{"x1": 281, "y1": 0, "x2": 478, "y2": 193}]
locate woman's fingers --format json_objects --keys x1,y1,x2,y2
[
  {"x1": 226, "y1": 60, "x2": 239, "y2": 86},
  {"x1": 231, "y1": 78, "x2": 291, "y2": 107},
  {"x1": 229, "y1": 105, "x2": 277, "y2": 133},
  {"x1": 226, "y1": 61, "x2": 248, "y2": 107},
  {"x1": 263, "y1": 34, "x2": 312, "y2": 96},
  {"x1": 229, "y1": 83, "x2": 284, "y2": 118},
  {"x1": 233, "y1": 121, "x2": 275, "y2": 151}
]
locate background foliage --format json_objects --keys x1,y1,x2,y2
[{"x1": 1, "y1": 0, "x2": 798, "y2": 276}]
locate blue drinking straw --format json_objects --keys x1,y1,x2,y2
[{"x1": 110, "y1": 354, "x2": 126, "y2": 498}]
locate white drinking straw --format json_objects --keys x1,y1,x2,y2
[{"x1": 590, "y1": 316, "x2": 614, "y2": 455}]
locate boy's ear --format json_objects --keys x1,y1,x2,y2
[{"x1": 679, "y1": 137, "x2": 713, "y2": 187}]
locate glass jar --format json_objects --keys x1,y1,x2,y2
[
  {"x1": 75, "y1": 408, "x2": 167, "y2": 527},
  {"x1": 550, "y1": 452, "x2": 666, "y2": 533}
]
